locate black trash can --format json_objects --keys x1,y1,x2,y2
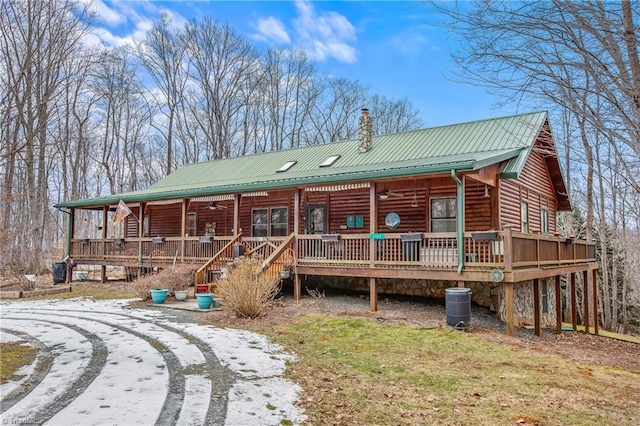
[
  {"x1": 445, "y1": 287, "x2": 472, "y2": 329},
  {"x1": 52, "y1": 262, "x2": 67, "y2": 284}
]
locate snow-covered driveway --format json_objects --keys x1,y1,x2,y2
[{"x1": 0, "y1": 298, "x2": 305, "y2": 426}]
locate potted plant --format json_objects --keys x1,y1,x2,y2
[
  {"x1": 279, "y1": 269, "x2": 290, "y2": 279},
  {"x1": 196, "y1": 292, "x2": 214, "y2": 309},
  {"x1": 150, "y1": 288, "x2": 169, "y2": 304},
  {"x1": 166, "y1": 266, "x2": 196, "y2": 301}
]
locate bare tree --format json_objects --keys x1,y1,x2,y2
[
  {"x1": 136, "y1": 13, "x2": 188, "y2": 175},
  {"x1": 182, "y1": 18, "x2": 261, "y2": 160},
  {"x1": 0, "y1": 0, "x2": 93, "y2": 271},
  {"x1": 428, "y1": 0, "x2": 640, "y2": 333}
]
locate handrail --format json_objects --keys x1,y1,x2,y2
[
  {"x1": 194, "y1": 234, "x2": 242, "y2": 285},
  {"x1": 259, "y1": 233, "x2": 296, "y2": 275}
]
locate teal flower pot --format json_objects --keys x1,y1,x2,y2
[
  {"x1": 196, "y1": 292, "x2": 214, "y2": 310},
  {"x1": 150, "y1": 289, "x2": 169, "y2": 304}
]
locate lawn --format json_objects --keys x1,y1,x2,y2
[{"x1": 266, "y1": 314, "x2": 640, "y2": 426}]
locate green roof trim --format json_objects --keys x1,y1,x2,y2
[{"x1": 56, "y1": 111, "x2": 555, "y2": 209}]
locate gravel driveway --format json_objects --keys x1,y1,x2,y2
[{"x1": 0, "y1": 298, "x2": 306, "y2": 426}]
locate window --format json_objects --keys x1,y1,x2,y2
[
  {"x1": 270, "y1": 207, "x2": 288, "y2": 236},
  {"x1": 143, "y1": 215, "x2": 150, "y2": 237},
  {"x1": 521, "y1": 202, "x2": 529, "y2": 233},
  {"x1": 277, "y1": 161, "x2": 297, "y2": 173},
  {"x1": 252, "y1": 209, "x2": 268, "y2": 237},
  {"x1": 541, "y1": 210, "x2": 549, "y2": 233},
  {"x1": 430, "y1": 197, "x2": 456, "y2": 232},
  {"x1": 252, "y1": 207, "x2": 288, "y2": 237},
  {"x1": 187, "y1": 213, "x2": 197, "y2": 236},
  {"x1": 320, "y1": 155, "x2": 340, "y2": 167}
]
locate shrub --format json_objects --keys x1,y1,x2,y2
[
  {"x1": 132, "y1": 265, "x2": 197, "y2": 301},
  {"x1": 131, "y1": 272, "x2": 164, "y2": 301},
  {"x1": 163, "y1": 265, "x2": 197, "y2": 294},
  {"x1": 215, "y1": 257, "x2": 282, "y2": 318}
]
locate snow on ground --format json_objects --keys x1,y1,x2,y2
[{"x1": 0, "y1": 298, "x2": 306, "y2": 426}]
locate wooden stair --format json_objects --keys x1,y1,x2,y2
[
  {"x1": 257, "y1": 233, "x2": 296, "y2": 281},
  {"x1": 194, "y1": 234, "x2": 243, "y2": 287}
]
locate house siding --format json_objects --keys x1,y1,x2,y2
[{"x1": 500, "y1": 145, "x2": 558, "y2": 233}]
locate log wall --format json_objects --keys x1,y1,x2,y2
[{"x1": 500, "y1": 145, "x2": 558, "y2": 233}]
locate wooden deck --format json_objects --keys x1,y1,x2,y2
[{"x1": 70, "y1": 230, "x2": 596, "y2": 282}]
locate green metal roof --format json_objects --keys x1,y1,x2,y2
[{"x1": 56, "y1": 111, "x2": 553, "y2": 208}]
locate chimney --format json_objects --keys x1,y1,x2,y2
[{"x1": 358, "y1": 108, "x2": 372, "y2": 152}]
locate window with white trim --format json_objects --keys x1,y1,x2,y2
[
  {"x1": 187, "y1": 213, "x2": 197, "y2": 236},
  {"x1": 252, "y1": 209, "x2": 268, "y2": 237},
  {"x1": 252, "y1": 207, "x2": 288, "y2": 237},
  {"x1": 521, "y1": 202, "x2": 529, "y2": 233},
  {"x1": 430, "y1": 197, "x2": 457, "y2": 232},
  {"x1": 541, "y1": 209, "x2": 549, "y2": 233},
  {"x1": 270, "y1": 207, "x2": 288, "y2": 236}
]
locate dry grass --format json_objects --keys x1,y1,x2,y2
[
  {"x1": 215, "y1": 257, "x2": 282, "y2": 318},
  {"x1": 0, "y1": 341, "x2": 38, "y2": 384},
  {"x1": 266, "y1": 314, "x2": 640, "y2": 426}
]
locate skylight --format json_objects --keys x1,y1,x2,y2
[
  {"x1": 320, "y1": 155, "x2": 341, "y2": 167},
  {"x1": 277, "y1": 161, "x2": 297, "y2": 173}
]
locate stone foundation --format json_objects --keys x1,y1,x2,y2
[{"x1": 302, "y1": 275, "x2": 558, "y2": 328}]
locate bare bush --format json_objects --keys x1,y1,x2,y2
[
  {"x1": 215, "y1": 257, "x2": 282, "y2": 318},
  {"x1": 131, "y1": 271, "x2": 165, "y2": 301},
  {"x1": 306, "y1": 286, "x2": 325, "y2": 299},
  {"x1": 132, "y1": 266, "x2": 197, "y2": 300},
  {"x1": 163, "y1": 265, "x2": 197, "y2": 294}
]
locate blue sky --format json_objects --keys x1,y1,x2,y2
[{"x1": 89, "y1": 0, "x2": 514, "y2": 127}]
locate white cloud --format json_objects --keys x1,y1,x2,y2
[
  {"x1": 292, "y1": 1, "x2": 357, "y2": 63},
  {"x1": 254, "y1": 17, "x2": 291, "y2": 44},
  {"x1": 252, "y1": 1, "x2": 358, "y2": 63},
  {"x1": 385, "y1": 25, "x2": 436, "y2": 60},
  {"x1": 85, "y1": 0, "x2": 126, "y2": 26}
]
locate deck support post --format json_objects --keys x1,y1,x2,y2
[
  {"x1": 139, "y1": 203, "x2": 145, "y2": 276},
  {"x1": 101, "y1": 206, "x2": 108, "y2": 282},
  {"x1": 505, "y1": 282, "x2": 514, "y2": 336},
  {"x1": 592, "y1": 269, "x2": 599, "y2": 335},
  {"x1": 457, "y1": 281, "x2": 465, "y2": 288},
  {"x1": 583, "y1": 270, "x2": 590, "y2": 334},
  {"x1": 66, "y1": 208, "x2": 75, "y2": 284},
  {"x1": 555, "y1": 275, "x2": 562, "y2": 334},
  {"x1": 533, "y1": 278, "x2": 541, "y2": 337},
  {"x1": 293, "y1": 189, "x2": 301, "y2": 301},
  {"x1": 369, "y1": 183, "x2": 377, "y2": 268},
  {"x1": 570, "y1": 273, "x2": 578, "y2": 331},
  {"x1": 181, "y1": 199, "x2": 187, "y2": 262},
  {"x1": 294, "y1": 273, "x2": 301, "y2": 301},
  {"x1": 233, "y1": 194, "x2": 240, "y2": 235},
  {"x1": 370, "y1": 277, "x2": 377, "y2": 312}
]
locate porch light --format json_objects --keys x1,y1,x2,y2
[
  {"x1": 208, "y1": 202, "x2": 217, "y2": 210},
  {"x1": 378, "y1": 193, "x2": 389, "y2": 200}
]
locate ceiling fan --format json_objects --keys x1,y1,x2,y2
[
  {"x1": 208, "y1": 202, "x2": 229, "y2": 210},
  {"x1": 378, "y1": 189, "x2": 404, "y2": 200}
]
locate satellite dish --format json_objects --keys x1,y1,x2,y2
[{"x1": 490, "y1": 269, "x2": 505, "y2": 283}]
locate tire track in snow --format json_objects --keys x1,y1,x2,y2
[
  {"x1": 0, "y1": 328, "x2": 55, "y2": 411},
  {"x1": 1, "y1": 318, "x2": 107, "y2": 424},
  {"x1": 29, "y1": 307, "x2": 235, "y2": 425}
]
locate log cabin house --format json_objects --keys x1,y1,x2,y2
[{"x1": 55, "y1": 111, "x2": 598, "y2": 336}]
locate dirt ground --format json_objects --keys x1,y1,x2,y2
[
  {"x1": 199, "y1": 294, "x2": 640, "y2": 373},
  {"x1": 4, "y1": 278, "x2": 638, "y2": 372}
]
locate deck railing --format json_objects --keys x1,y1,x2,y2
[
  {"x1": 194, "y1": 234, "x2": 242, "y2": 285},
  {"x1": 71, "y1": 230, "x2": 596, "y2": 273}
]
